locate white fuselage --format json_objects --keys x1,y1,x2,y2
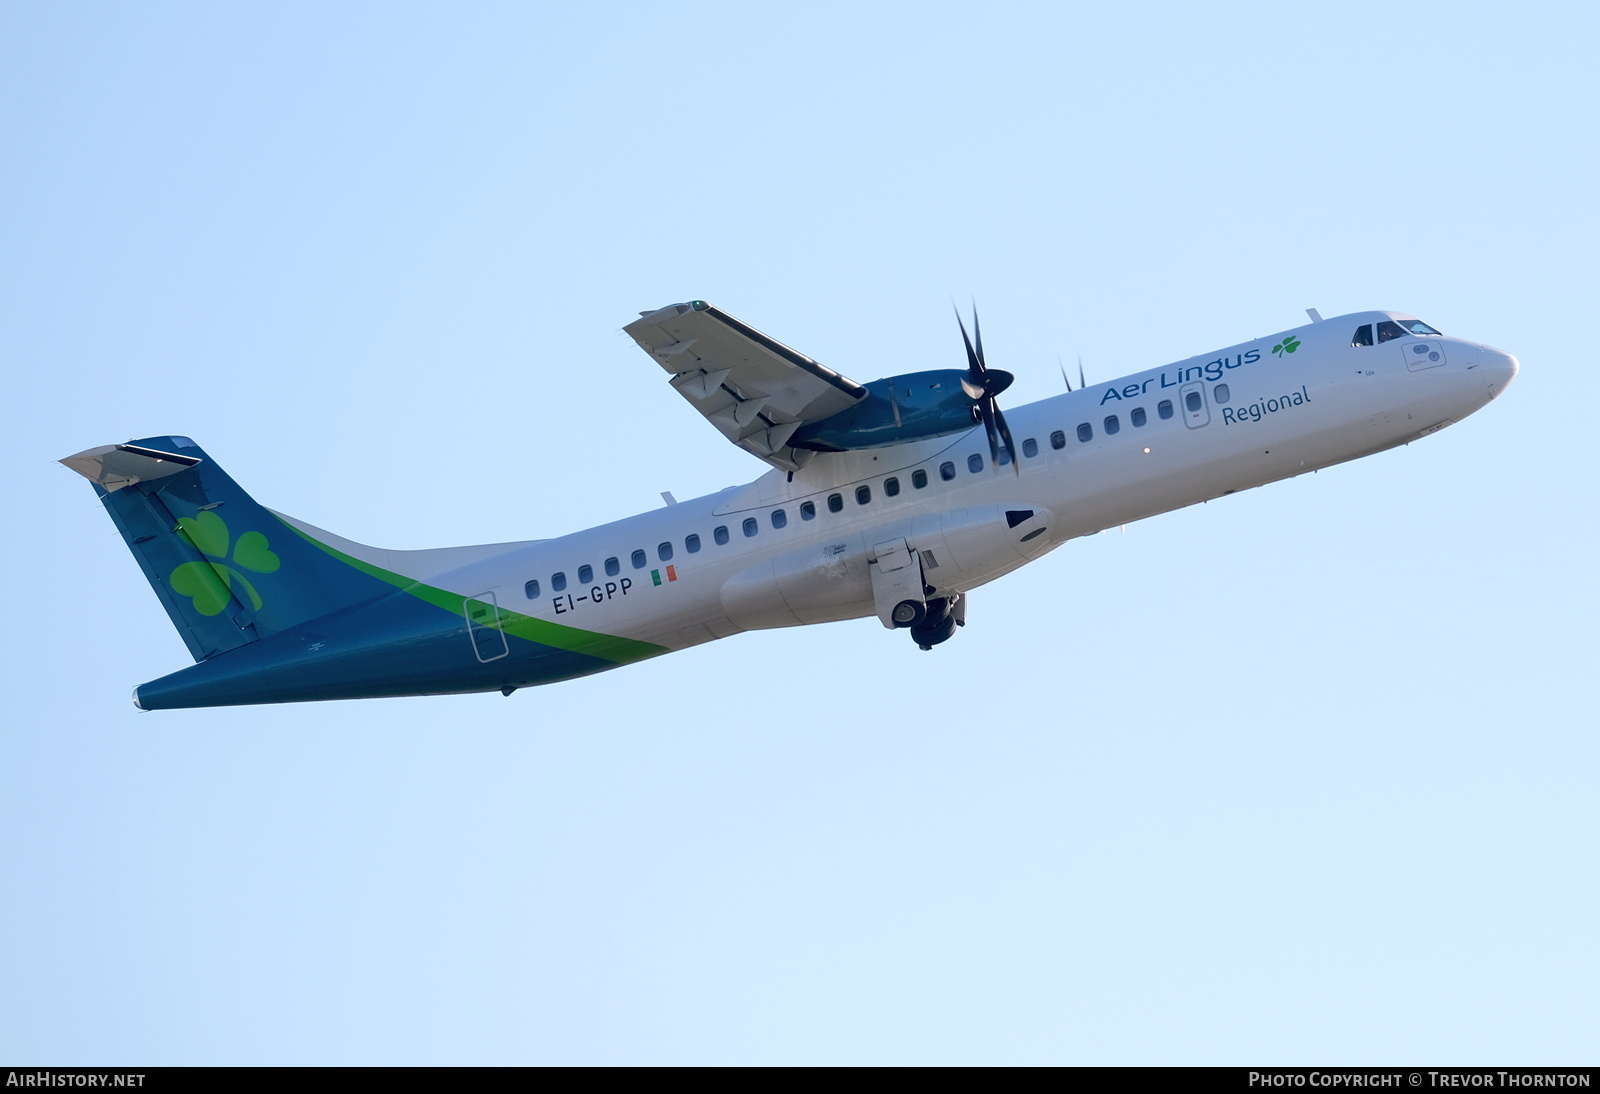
[{"x1": 311, "y1": 311, "x2": 1517, "y2": 656}]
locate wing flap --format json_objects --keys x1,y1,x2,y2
[{"x1": 625, "y1": 301, "x2": 866, "y2": 470}]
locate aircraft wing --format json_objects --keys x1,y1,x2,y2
[{"x1": 624, "y1": 300, "x2": 867, "y2": 472}]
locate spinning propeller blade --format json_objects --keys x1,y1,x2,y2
[
  {"x1": 953, "y1": 303, "x2": 1018, "y2": 473},
  {"x1": 993, "y1": 401, "x2": 1018, "y2": 476}
]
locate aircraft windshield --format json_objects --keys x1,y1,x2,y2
[{"x1": 1399, "y1": 319, "x2": 1442, "y2": 336}]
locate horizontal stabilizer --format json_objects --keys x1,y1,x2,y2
[{"x1": 60, "y1": 443, "x2": 201, "y2": 493}]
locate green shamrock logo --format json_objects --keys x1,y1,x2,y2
[
  {"x1": 1271, "y1": 336, "x2": 1301, "y2": 358},
  {"x1": 168, "y1": 511, "x2": 280, "y2": 616}
]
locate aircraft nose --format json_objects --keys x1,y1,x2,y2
[{"x1": 1482, "y1": 347, "x2": 1519, "y2": 398}]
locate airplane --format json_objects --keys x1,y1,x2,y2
[{"x1": 61, "y1": 301, "x2": 1519, "y2": 710}]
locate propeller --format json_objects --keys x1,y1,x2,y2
[
  {"x1": 954, "y1": 305, "x2": 1018, "y2": 474},
  {"x1": 1057, "y1": 355, "x2": 1088, "y2": 393}
]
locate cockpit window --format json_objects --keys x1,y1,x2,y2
[
  {"x1": 1352, "y1": 324, "x2": 1373, "y2": 347},
  {"x1": 1376, "y1": 320, "x2": 1407, "y2": 343},
  {"x1": 1399, "y1": 319, "x2": 1442, "y2": 336}
]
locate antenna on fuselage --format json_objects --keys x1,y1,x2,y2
[
  {"x1": 1058, "y1": 356, "x2": 1072, "y2": 392},
  {"x1": 1077, "y1": 354, "x2": 1087, "y2": 391},
  {"x1": 1306, "y1": 308, "x2": 1323, "y2": 322}
]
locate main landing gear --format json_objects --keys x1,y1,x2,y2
[
  {"x1": 908, "y1": 592, "x2": 964, "y2": 650},
  {"x1": 869, "y1": 537, "x2": 967, "y2": 650}
]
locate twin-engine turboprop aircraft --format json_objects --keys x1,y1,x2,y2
[{"x1": 63, "y1": 302, "x2": 1518, "y2": 710}]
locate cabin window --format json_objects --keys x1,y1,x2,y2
[
  {"x1": 1050, "y1": 430, "x2": 1066, "y2": 450},
  {"x1": 714, "y1": 526, "x2": 729, "y2": 546},
  {"x1": 1077, "y1": 423, "x2": 1093, "y2": 443},
  {"x1": 1023, "y1": 437, "x2": 1038, "y2": 458},
  {"x1": 1400, "y1": 319, "x2": 1442, "y2": 336},
  {"x1": 856, "y1": 484, "x2": 872, "y2": 505},
  {"x1": 968, "y1": 453, "x2": 984, "y2": 473},
  {"x1": 826, "y1": 493, "x2": 843, "y2": 513},
  {"x1": 1213, "y1": 383, "x2": 1231, "y2": 403},
  {"x1": 685, "y1": 534, "x2": 701, "y2": 554},
  {"x1": 1377, "y1": 320, "x2": 1406, "y2": 343},
  {"x1": 524, "y1": 579, "x2": 540, "y2": 599},
  {"x1": 1158, "y1": 399, "x2": 1174, "y2": 420},
  {"x1": 743, "y1": 517, "x2": 758, "y2": 537},
  {"x1": 997, "y1": 448, "x2": 1011, "y2": 466},
  {"x1": 771, "y1": 509, "x2": 787, "y2": 529},
  {"x1": 658, "y1": 541, "x2": 673, "y2": 561},
  {"x1": 1352, "y1": 324, "x2": 1374, "y2": 347},
  {"x1": 605, "y1": 557, "x2": 620, "y2": 577},
  {"x1": 800, "y1": 501, "x2": 816, "y2": 520},
  {"x1": 912, "y1": 469, "x2": 928, "y2": 489},
  {"x1": 939, "y1": 461, "x2": 956, "y2": 481},
  {"x1": 885, "y1": 476, "x2": 900, "y2": 497},
  {"x1": 1104, "y1": 415, "x2": 1120, "y2": 435},
  {"x1": 632, "y1": 549, "x2": 647, "y2": 569},
  {"x1": 551, "y1": 571, "x2": 567, "y2": 592},
  {"x1": 1185, "y1": 391, "x2": 1203, "y2": 412},
  {"x1": 1131, "y1": 407, "x2": 1147, "y2": 427},
  {"x1": 577, "y1": 564, "x2": 593, "y2": 584}
]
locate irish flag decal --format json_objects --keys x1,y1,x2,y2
[{"x1": 651, "y1": 565, "x2": 678, "y2": 586}]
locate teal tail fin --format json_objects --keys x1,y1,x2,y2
[{"x1": 62, "y1": 436, "x2": 383, "y2": 661}]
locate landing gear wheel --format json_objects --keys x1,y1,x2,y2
[
  {"x1": 890, "y1": 599, "x2": 926, "y2": 628},
  {"x1": 909, "y1": 597, "x2": 958, "y2": 649}
]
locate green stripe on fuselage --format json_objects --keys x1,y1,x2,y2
[{"x1": 280, "y1": 518, "x2": 667, "y2": 665}]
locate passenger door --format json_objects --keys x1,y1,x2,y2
[
  {"x1": 464, "y1": 593, "x2": 509, "y2": 662},
  {"x1": 1179, "y1": 381, "x2": 1210, "y2": 428}
]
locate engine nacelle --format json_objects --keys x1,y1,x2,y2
[{"x1": 790, "y1": 369, "x2": 992, "y2": 452}]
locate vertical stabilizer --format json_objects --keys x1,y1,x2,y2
[{"x1": 62, "y1": 436, "x2": 384, "y2": 661}]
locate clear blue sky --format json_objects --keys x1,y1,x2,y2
[{"x1": 3, "y1": 0, "x2": 1595, "y2": 1064}]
